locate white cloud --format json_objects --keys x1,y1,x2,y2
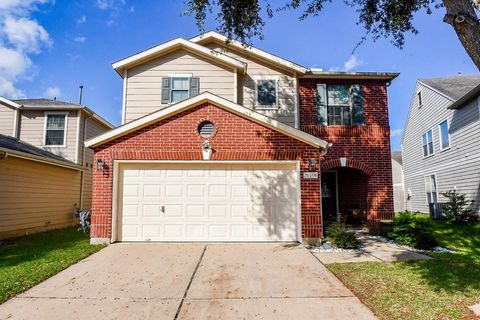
[
  {"x1": 74, "y1": 36, "x2": 87, "y2": 43},
  {"x1": 96, "y1": 0, "x2": 125, "y2": 10},
  {"x1": 329, "y1": 55, "x2": 364, "y2": 72},
  {"x1": 129, "y1": 5, "x2": 135, "y2": 13},
  {"x1": 343, "y1": 55, "x2": 363, "y2": 71},
  {"x1": 0, "y1": 0, "x2": 52, "y2": 98},
  {"x1": 96, "y1": 0, "x2": 127, "y2": 26},
  {"x1": 3, "y1": 16, "x2": 52, "y2": 53},
  {"x1": 77, "y1": 15, "x2": 86, "y2": 24},
  {"x1": 43, "y1": 86, "x2": 61, "y2": 99},
  {"x1": 391, "y1": 128, "x2": 403, "y2": 137}
]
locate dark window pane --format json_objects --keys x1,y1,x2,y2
[
  {"x1": 257, "y1": 80, "x2": 276, "y2": 106},
  {"x1": 327, "y1": 85, "x2": 350, "y2": 105},
  {"x1": 46, "y1": 130, "x2": 64, "y2": 145},
  {"x1": 46, "y1": 115, "x2": 65, "y2": 130}
]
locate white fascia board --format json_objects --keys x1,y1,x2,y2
[
  {"x1": 112, "y1": 38, "x2": 246, "y2": 76},
  {"x1": 0, "y1": 96, "x2": 21, "y2": 109},
  {"x1": 85, "y1": 92, "x2": 330, "y2": 150},
  {"x1": 190, "y1": 31, "x2": 307, "y2": 74}
]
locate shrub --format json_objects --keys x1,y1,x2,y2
[
  {"x1": 333, "y1": 230, "x2": 360, "y2": 249},
  {"x1": 325, "y1": 222, "x2": 360, "y2": 249},
  {"x1": 388, "y1": 211, "x2": 437, "y2": 249},
  {"x1": 325, "y1": 221, "x2": 343, "y2": 239},
  {"x1": 441, "y1": 190, "x2": 477, "y2": 223}
]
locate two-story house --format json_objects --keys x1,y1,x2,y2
[
  {"x1": 86, "y1": 31, "x2": 397, "y2": 244},
  {"x1": 0, "y1": 97, "x2": 112, "y2": 239},
  {"x1": 402, "y1": 75, "x2": 480, "y2": 217}
]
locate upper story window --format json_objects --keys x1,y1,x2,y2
[
  {"x1": 44, "y1": 113, "x2": 67, "y2": 146},
  {"x1": 422, "y1": 129, "x2": 434, "y2": 157},
  {"x1": 424, "y1": 174, "x2": 438, "y2": 204},
  {"x1": 439, "y1": 119, "x2": 450, "y2": 150},
  {"x1": 417, "y1": 91, "x2": 423, "y2": 108},
  {"x1": 316, "y1": 84, "x2": 364, "y2": 126},
  {"x1": 255, "y1": 79, "x2": 277, "y2": 108},
  {"x1": 161, "y1": 76, "x2": 199, "y2": 104}
]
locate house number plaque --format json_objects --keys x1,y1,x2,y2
[{"x1": 303, "y1": 172, "x2": 319, "y2": 179}]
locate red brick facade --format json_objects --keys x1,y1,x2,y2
[
  {"x1": 91, "y1": 102, "x2": 323, "y2": 241},
  {"x1": 299, "y1": 79, "x2": 394, "y2": 221}
]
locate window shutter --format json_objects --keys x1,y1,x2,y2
[
  {"x1": 189, "y1": 77, "x2": 199, "y2": 97},
  {"x1": 161, "y1": 77, "x2": 171, "y2": 104},
  {"x1": 316, "y1": 84, "x2": 327, "y2": 125},
  {"x1": 352, "y1": 84, "x2": 364, "y2": 125}
]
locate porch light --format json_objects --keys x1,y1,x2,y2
[
  {"x1": 96, "y1": 158, "x2": 105, "y2": 170},
  {"x1": 202, "y1": 140, "x2": 212, "y2": 160},
  {"x1": 307, "y1": 159, "x2": 316, "y2": 171}
]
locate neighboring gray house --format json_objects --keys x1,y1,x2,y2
[
  {"x1": 402, "y1": 75, "x2": 480, "y2": 215},
  {"x1": 391, "y1": 151, "x2": 405, "y2": 212}
]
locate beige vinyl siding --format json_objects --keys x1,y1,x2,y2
[
  {"x1": 125, "y1": 49, "x2": 235, "y2": 122},
  {"x1": 19, "y1": 110, "x2": 78, "y2": 163},
  {"x1": 204, "y1": 41, "x2": 297, "y2": 127},
  {"x1": 0, "y1": 103, "x2": 16, "y2": 136},
  {"x1": 402, "y1": 82, "x2": 480, "y2": 214},
  {"x1": 0, "y1": 156, "x2": 81, "y2": 239}
]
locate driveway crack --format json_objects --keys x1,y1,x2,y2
[{"x1": 174, "y1": 244, "x2": 207, "y2": 320}]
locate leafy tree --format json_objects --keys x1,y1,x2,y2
[
  {"x1": 185, "y1": 0, "x2": 480, "y2": 70},
  {"x1": 441, "y1": 189, "x2": 477, "y2": 223}
]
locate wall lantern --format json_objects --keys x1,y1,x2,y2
[
  {"x1": 96, "y1": 158, "x2": 105, "y2": 170},
  {"x1": 307, "y1": 159, "x2": 316, "y2": 171},
  {"x1": 202, "y1": 140, "x2": 212, "y2": 160}
]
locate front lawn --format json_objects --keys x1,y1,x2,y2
[
  {"x1": 328, "y1": 216, "x2": 480, "y2": 320},
  {"x1": 0, "y1": 227, "x2": 105, "y2": 304}
]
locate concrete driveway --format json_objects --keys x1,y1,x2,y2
[{"x1": 0, "y1": 243, "x2": 376, "y2": 320}]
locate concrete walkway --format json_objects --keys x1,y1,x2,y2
[
  {"x1": 313, "y1": 234, "x2": 432, "y2": 264},
  {"x1": 0, "y1": 243, "x2": 377, "y2": 320}
]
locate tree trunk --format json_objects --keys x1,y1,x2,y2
[{"x1": 443, "y1": 0, "x2": 480, "y2": 70}]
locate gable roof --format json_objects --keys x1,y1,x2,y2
[
  {"x1": 112, "y1": 38, "x2": 247, "y2": 77},
  {"x1": 190, "y1": 31, "x2": 308, "y2": 74},
  {"x1": 419, "y1": 75, "x2": 480, "y2": 101},
  {"x1": 86, "y1": 92, "x2": 331, "y2": 150},
  {"x1": 0, "y1": 134, "x2": 82, "y2": 170},
  {"x1": 12, "y1": 98, "x2": 114, "y2": 129}
]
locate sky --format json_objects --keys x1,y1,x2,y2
[{"x1": 0, "y1": 0, "x2": 478, "y2": 151}]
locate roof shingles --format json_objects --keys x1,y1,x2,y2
[{"x1": 419, "y1": 75, "x2": 480, "y2": 100}]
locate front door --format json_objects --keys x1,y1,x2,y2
[{"x1": 321, "y1": 171, "x2": 338, "y2": 223}]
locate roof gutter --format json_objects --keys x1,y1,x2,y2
[
  {"x1": 304, "y1": 71, "x2": 400, "y2": 81},
  {"x1": 448, "y1": 83, "x2": 480, "y2": 109},
  {"x1": 0, "y1": 147, "x2": 84, "y2": 171}
]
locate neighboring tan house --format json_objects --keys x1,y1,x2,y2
[
  {"x1": 0, "y1": 97, "x2": 113, "y2": 239},
  {"x1": 86, "y1": 31, "x2": 397, "y2": 244},
  {"x1": 391, "y1": 151, "x2": 406, "y2": 212},
  {"x1": 402, "y1": 75, "x2": 480, "y2": 216}
]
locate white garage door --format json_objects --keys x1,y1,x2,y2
[{"x1": 117, "y1": 163, "x2": 299, "y2": 242}]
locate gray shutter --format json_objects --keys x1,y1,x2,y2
[
  {"x1": 189, "y1": 77, "x2": 199, "y2": 97},
  {"x1": 316, "y1": 84, "x2": 327, "y2": 125},
  {"x1": 352, "y1": 84, "x2": 364, "y2": 125},
  {"x1": 161, "y1": 77, "x2": 171, "y2": 104}
]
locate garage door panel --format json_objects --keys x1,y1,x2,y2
[{"x1": 118, "y1": 163, "x2": 299, "y2": 242}]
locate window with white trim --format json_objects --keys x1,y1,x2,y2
[
  {"x1": 422, "y1": 129, "x2": 434, "y2": 157},
  {"x1": 439, "y1": 119, "x2": 450, "y2": 150},
  {"x1": 170, "y1": 77, "x2": 190, "y2": 103},
  {"x1": 256, "y1": 79, "x2": 277, "y2": 107},
  {"x1": 425, "y1": 175, "x2": 438, "y2": 204},
  {"x1": 45, "y1": 114, "x2": 66, "y2": 146}
]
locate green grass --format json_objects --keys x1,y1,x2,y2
[
  {"x1": 0, "y1": 228, "x2": 105, "y2": 304},
  {"x1": 328, "y1": 216, "x2": 480, "y2": 320}
]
